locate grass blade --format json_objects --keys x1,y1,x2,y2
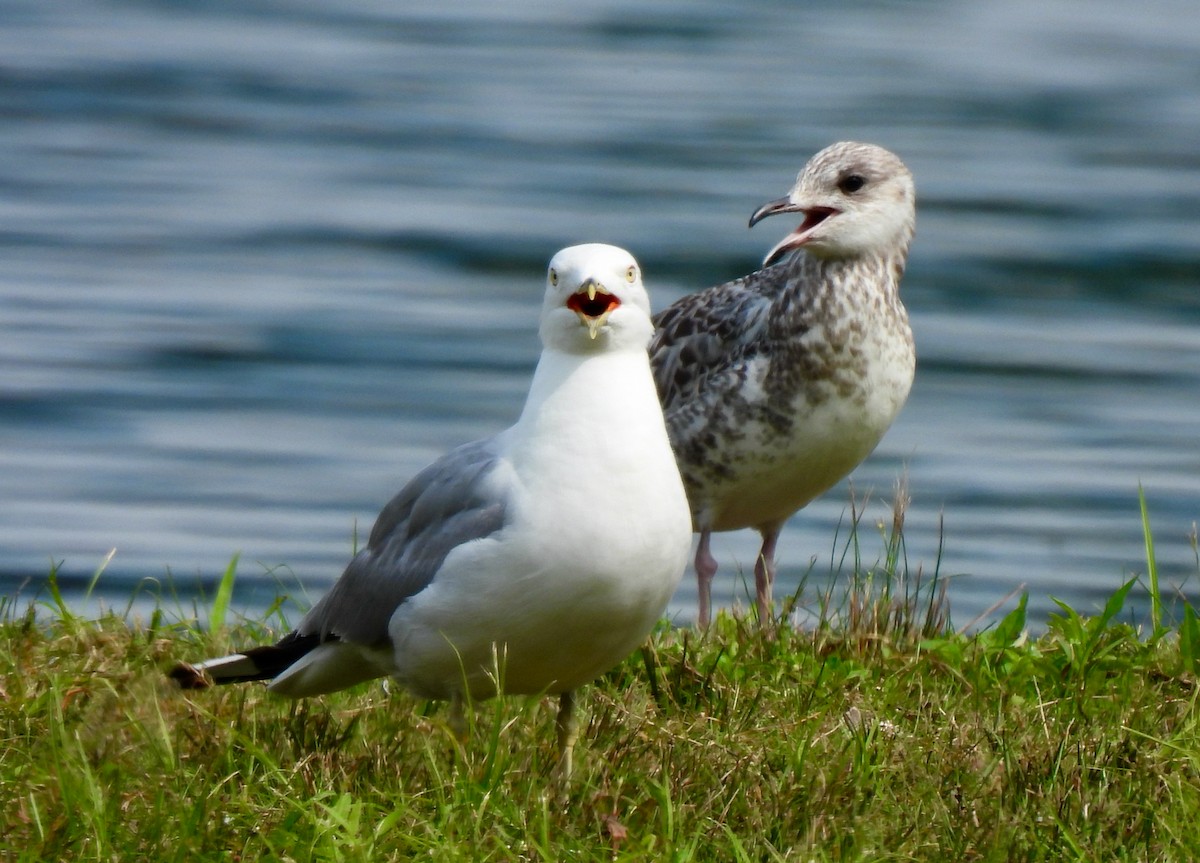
[
  {"x1": 83, "y1": 548, "x2": 116, "y2": 607},
  {"x1": 1180, "y1": 604, "x2": 1200, "y2": 675},
  {"x1": 209, "y1": 553, "x2": 239, "y2": 633},
  {"x1": 992, "y1": 592, "x2": 1029, "y2": 647},
  {"x1": 44, "y1": 559, "x2": 71, "y2": 620},
  {"x1": 1138, "y1": 484, "x2": 1163, "y2": 637}
]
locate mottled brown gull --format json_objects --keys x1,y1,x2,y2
[
  {"x1": 650, "y1": 142, "x2": 917, "y2": 628},
  {"x1": 170, "y1": 244, "x2": 692, "y2": 779}
]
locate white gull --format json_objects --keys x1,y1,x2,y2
[
  {"x1": 649, "y1": 142, "x2": 917, "y2": 628},
  {"x1": 171, "y1": 243, "x2": 693, "y2": 778}
]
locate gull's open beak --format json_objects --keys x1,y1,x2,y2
[
  {"x1": 566, "y1": 280, "x2": 621, "y2": 339},
  {"x1": 749, "y1": 197, "x2": 838, "y2": 267}
]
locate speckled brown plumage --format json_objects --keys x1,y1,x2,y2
[{"x1": 650, "y1": 142, "x2": 917, "y2": 627}]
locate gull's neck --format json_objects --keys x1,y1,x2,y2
[
  {"x1": 786, "y1": 239, "x2": 910, "y2": 312},
  {"x1": 515, "y1": 344, "x2": 657, "y2": 437}
]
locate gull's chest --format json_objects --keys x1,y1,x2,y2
[
  {"x1": 505, "y1": 353, "x2": 693, "y2": 568},
  {"x1": 698, "y1": 297, "x2": 912, "y2": 441},
  {"x1": 766, "y1": 303, "x2": 913, "y2": 432},
  {"x1": 667, "y1": 295, "x2": 914, "y2": 528}
]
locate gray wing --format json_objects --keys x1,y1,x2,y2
[
  {"x1": 649, "y1": 264, "x2": 786, "y2": 412},
  {"x1": 297, "y1": 437, "x2": 508, "y2": 646}
]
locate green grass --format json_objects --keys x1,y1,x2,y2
[{"x1": 3, "y1": 502, "x2": 1200, "y2": 861}]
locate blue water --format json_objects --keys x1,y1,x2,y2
[{"x1": 2, "y1": 0, "x2": 1199, "y2": 630}]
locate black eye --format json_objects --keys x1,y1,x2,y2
[{"x1": 838, "y1": 174, "x2": 866, "y2": 194}]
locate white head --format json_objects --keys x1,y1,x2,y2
[
  {"x1": 750, "y1": 141, "x2": 916, "y2": 267},
  {"x1": 539, "y1": 243, "x2": 654, "y2": 353}
]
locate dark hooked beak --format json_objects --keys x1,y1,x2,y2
[
  {"x1": 748, "y1": 195, "x2": 802, "y2": 228},
  {"x1": 750, "y1": 197, "x2": 838, "y2": 267}
]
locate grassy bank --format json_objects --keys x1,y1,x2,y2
[
  {"x1": 2, "y1": 574, "x2": 1199, "y2": 861},
  {"x1": 3, "y1": 493, "x2": 1199, "y2": 861}
]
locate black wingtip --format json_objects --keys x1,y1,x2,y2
[
  {"x1": 168, "y1": 661, "x2": 212, "y2": 690},
  {"x1": 167, "y1": 631, "x2": 329, "y2": 690}
]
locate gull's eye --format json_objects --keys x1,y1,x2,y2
[
  {"x1": 837, "y1": 174, "x2": 866, "y2": 194},
  {"x1": 625, "y1": 265, "x2": 637, "y2": 283},
  {"x1": 549, "y1": 268, "x2": 558, "y2": 286}
]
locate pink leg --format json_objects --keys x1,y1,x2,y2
[
  {"x1": 754, "y1": 527, "x2": 780, "y2": 625},
  {"x1": 695, "y1": 530, "x2": 718, "y2": 628}
]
